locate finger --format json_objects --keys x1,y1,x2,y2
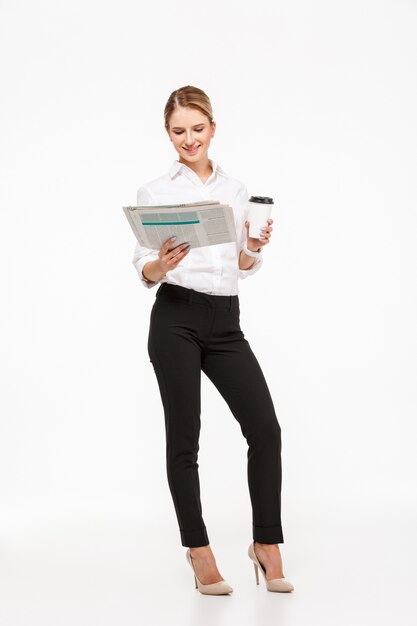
[
  {"x1": 175, "y1": 242, "x2": 191, "y2": 255},
  {"x1": 163, "y1": 236, "x2": 177, "y2": 252},
  {"x1": 170, "y1": 241, "x2": 190, "y2": 256},
  {"x1": 170, "y1": 243, "x2": 191, "y2": 262},
  {"x1": 169, "y1": 249, "x2": 190, "y2": 267}
]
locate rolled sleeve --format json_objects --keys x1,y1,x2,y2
[
  {"x1": 237, "y1": 184, "x2": 264, "y2": 280},
  {"x1": 132, "y1": 241, "x2": 160, "y2": 288},
  {"x1": 238, "y1": 252, "x2": 263, "y2": 279},
  {"x1": 131, "y1": 186, "x2": 160, "y2": 289}
]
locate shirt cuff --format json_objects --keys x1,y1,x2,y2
[
  {"x1": 238, "y1": 249, "x2": 264, "y2": 279},
  {"x1": 133, "y1": 254, "x2": 160, "y2": 288}
]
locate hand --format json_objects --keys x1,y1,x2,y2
[
  {"x1": 244, "y1": 218, "x2": 274, "y2": 251},
  {"x1": 158, "y1": 237, "x2": 191, "y2": 274}
]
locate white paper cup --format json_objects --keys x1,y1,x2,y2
[{"x1": 247, "y1": 196, "x2": 274, "y2": 238}]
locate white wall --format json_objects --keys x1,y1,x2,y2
[{"x1": 1, "y1": 0, "x2": 416, "y2": 539}]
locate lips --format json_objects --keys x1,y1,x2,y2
[{"x1": 184, "y1": 145, "x2": 200, "y2": 153}]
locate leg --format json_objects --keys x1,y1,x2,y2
[
  {"x1": 148, "y1": 297, "x2": 209, "y2": 548},
  {"x1": 202, "y1": 324, "x2": 284, "y2": 544}
]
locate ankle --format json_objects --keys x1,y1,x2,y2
[
  {"x1": 255, "y1": 542, "x2": 279, "y2": 551},
  {"x1": 190, "y1": 545, "x2": 212, "y2": 557}
]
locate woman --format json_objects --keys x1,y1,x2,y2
[{"x1": 132, "y1": 86, "x2": 294, "y2": 595}]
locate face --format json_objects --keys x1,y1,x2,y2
[{"x1": 167, "y1": 106, "x2": 216, "y2": 165}]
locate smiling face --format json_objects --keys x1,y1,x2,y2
[{"x1": 166, "y1": 106, "x2": 216, "y2": 166}]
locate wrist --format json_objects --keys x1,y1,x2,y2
[
  {"x1": 242, "y1": 242, "x2": 262, "y2": 257},
  {"x1": 143, "y1": 258, "x2": 167, "y2": 283},
  {"x1": 155, "y1": 258, "x2": 168, "y2": 277}
]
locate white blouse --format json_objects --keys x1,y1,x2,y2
[{"x1": 132, "y1": 158, "x2": 263, "y2": 295}]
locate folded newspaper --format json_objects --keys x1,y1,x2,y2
[{"x1": 123, "y1": 200, "x2": 237, "y2": 250}]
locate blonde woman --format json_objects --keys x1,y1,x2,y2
[{"x1": 132, "y1": 86, "x2": 294, "y2": 595}]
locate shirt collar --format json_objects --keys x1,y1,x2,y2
[{"x1": 169, "y1": 158, "x2": 228, "y2": 180}]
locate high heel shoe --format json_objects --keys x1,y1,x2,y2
[
  {"x1": 186, "y1": 549, "x2": 233, "y2": 595},
  {"x1": 248, "y1": 541, "x2": 294, "y2": 592}
]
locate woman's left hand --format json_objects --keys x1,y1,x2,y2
[{"x1": 244, "y1": 218, "x2": 274, "y2": 251}]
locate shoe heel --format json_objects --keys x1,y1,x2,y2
[
  {"x1": 193, "y1": 574, "x2": 198, "y2": 589},
  {"x1": 253, "y1": 562, "x2": 259, "y2": 585}
]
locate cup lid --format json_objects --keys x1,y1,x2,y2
[{"x1": 249, "y1": 196, "x2": 274, "y2": 204}]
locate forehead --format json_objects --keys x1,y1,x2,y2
[{"x1": 169, "y1": 107, "x2": 207, "y2": 127}]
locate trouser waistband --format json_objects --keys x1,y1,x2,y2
[{"x1": 156, "y1": 282, "x2": 239, "y2": 310}]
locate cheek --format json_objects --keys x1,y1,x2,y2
[
  {"x1": 200, "y1": 131, "x2": 211, "y2": 143},
  {"x1": 173, "y1": 137, "x2": 183, "y2": 149}
]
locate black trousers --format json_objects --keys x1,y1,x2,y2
[{"x1": 147, "y1": 282, "x2": 284, "y2": 548}]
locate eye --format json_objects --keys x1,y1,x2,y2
[{"x1": 173, "y1": 128, "x2": 204, "y2": 135}]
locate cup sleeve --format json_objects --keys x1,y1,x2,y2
[{"x1": 237, "y1": 184, "x2": 264, "y2": 279}]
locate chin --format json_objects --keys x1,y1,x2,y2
[{"x1": 184, "y1": 148, "x2": 206, "y2": 161}]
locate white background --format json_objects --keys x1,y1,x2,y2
[{"x1": 1, "y1": 0, "x2": 416, "y2": 624}]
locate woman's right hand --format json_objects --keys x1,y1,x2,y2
[{"x1": 158, "y1": 237, "x2": 191, "y2": 274}]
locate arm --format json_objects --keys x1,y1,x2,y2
[
  {"x1": 132, "y1": 241, "x2": 167, "y2": 288},
  {"x1": 239, "y1": 248, "x2": 257, "y2": 271}
]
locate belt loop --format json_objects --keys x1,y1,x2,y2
[
  {"x1": 229, "y1": 295, "x2": 232, "y2": 312},
  {"x1": 188, "y1": 289, "x2": 194, "y2": 305}
]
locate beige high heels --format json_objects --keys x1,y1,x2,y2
[
  {"x1": 186, "y1": 549, "x2": 233, "y2": 595},
  {"x1": 248, "y1": 541, "x2": 294, "y2": 592}
]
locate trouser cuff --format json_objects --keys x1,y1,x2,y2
[
  {"x1": 253, "y1": 523, "x2": 284, "y2": 544},
  {"x1": 180, "y1": 526, "x2": 210, "y2": 547}
]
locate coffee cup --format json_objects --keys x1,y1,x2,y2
[{"x1": 247, "y1": 196, "x2": 274, "y2": 238}]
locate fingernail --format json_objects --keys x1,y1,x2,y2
[{"x1": 171, "y1": 236, "x2": 177, "y2": 240}]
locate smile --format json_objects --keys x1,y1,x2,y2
[{"x1": 184, "y1": 145, "x2": 200, "y2": 153}]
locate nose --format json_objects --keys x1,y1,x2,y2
[{"x1": 185, "y1": 130, "x2": 196, "y2": 146}]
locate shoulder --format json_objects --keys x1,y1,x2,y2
[
  {"x1": 136, "y1": 171, "x2": 171, "y2": 204},
  {"x1": 222, "y1": 174, "x2": 248, "y2": 201}
]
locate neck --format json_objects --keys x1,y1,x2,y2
[{"x1": 179, "y1": 156, "x2": 213, "y2": 179}]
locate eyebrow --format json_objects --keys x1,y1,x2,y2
[{"x1": 171, "y1": 124, "x2": 206, "y2": 130}]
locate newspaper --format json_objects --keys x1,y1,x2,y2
[{"x1": 122, "y1": 200, "x2": 237, "y2": 250}]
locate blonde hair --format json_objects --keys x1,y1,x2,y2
[{"x1": 164, "y1": 85, "x2": 214, "y2": 131}]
